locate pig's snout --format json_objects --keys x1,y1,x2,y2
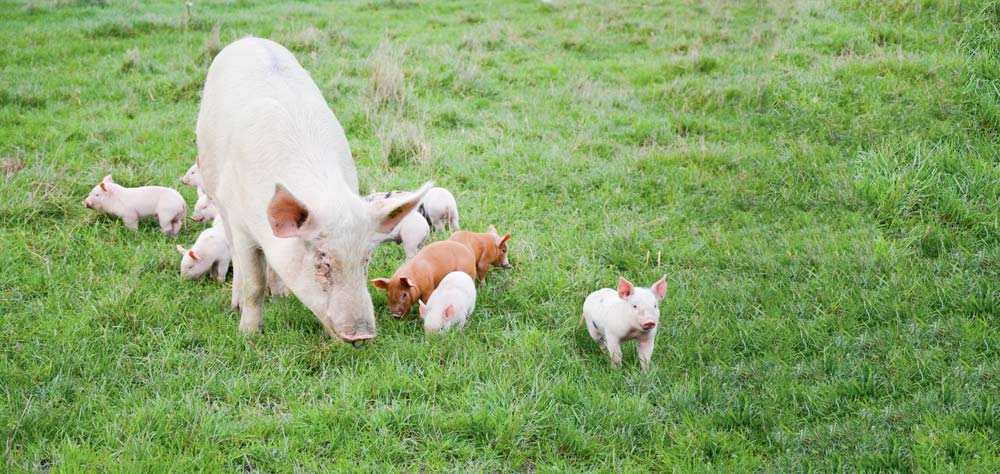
[
  {"x1": 82, "y1": 200, "x2": 90, "y2": 208},
  {"x1": 335, "y1": 319, "x2": 376, "y2": 345},
  {"x1": 641, "y1": 321, "x2": 656, "y2": 330}
]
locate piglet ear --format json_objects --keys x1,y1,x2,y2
[
  {"x1": 369, "y1": 181, "x2": 433, "y2": 233},
  {"x1": 418, "y1": 301, "x2": 428, "y2": 318},
  {"x1": 176, "y1": 245, "x2": 186, "y2": 255},
  {"x1": 399, "y1": 277, "x2": 414, "y2": 289},
  {"x1": 487, "y1": 224, "x2": 498, "y2": 236},
  {"x1": 651, "y1": 275, "x2": 667, "y2": 300},
  {"x1": 102, "y1": 174, "x2": 113, "y2": 183},
  {"x1": 188, "y1": 250, "x2": 200, "y2": 261},
  {"x1": 371, "y1": 278, "x2": 389, "y2": 290},
  {"x1": 99, "y1": 182, "x2": 107, "y2": 192},
  {"x1": 443, "y1": 304, "x2": 455, "y2": 320},
  {"x1": 497, "y1": 233, "x2": 511, "y2": 247},
  {"x1": 268, "y1": 184, "x2": 312, "y2": 238},
  {"x1": 617, "y1": 277, "x2": 634, "y2": 299}
]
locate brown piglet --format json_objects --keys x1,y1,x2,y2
[
  {"x1": 448, "y1": 225, "x2": 512, "y2": 283},
  {"x1": 371, "y1": 240, "x2": 476, "y2": 318}
]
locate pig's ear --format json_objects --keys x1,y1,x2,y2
[
  {"x1": 99, "y1": 182, "x2": 107, "y2": 192},
  {"x1": 651, "y1": 275, "x2": 667, "y2": 300},
  {"x1": 175, "y1": 245, "x2": 187, "y2": 255},
  {"x1": 487, "y1": 224, "x2": 498, "y2": 236},
  {"x1": 496, "y1": 233, "x2": 511, "y2": 247},
  {"x1": 443, "y1": 304, "x2": 455, "y2": 320},
  {"x1": 418, "y1": 301, "x2": 428, "y2": 318},
  {"x1": 399, "y1": 277, "x2": 414, "y2": 289},
  {"x1": 188, "y1": 250, "x2": 200, "y2": 261},
  {"x1": 369, "y1": 181, "x2": 433, "y2": 234},
  {"x1": 617, "y1": 277, "x2": 634, "y2": 299},
  {"x1": 371, "y1": 278, "x2": 390, "y2": 290},
  {"x1": 268, "y1": 184, "x2": 313, "y2": 238},
  {"x1": 102, "y1": 174, "x2": 113, "y2": 183}
]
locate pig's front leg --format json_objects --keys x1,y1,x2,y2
[
  {"x1": 231, "y1": 234, "x2": 266, "y2": 334},
  {"x1": 638, "y1": 333, "x2": 656, "y2": 373},
  {"x1": 122, "y1": 213, "x2": 140, "y2": 230},
  {"x1": 605, "y1": 336, "x2": 623, "y2": 369}
]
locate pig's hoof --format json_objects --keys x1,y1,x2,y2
[{"x1": 238, "y1": 321, "x2": 261, "y2": 335}]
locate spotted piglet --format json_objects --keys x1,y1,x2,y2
[
  {"x1": 176, "y1": 217, "x2": 231, "y2": 282},
  {"x1": 82, "y1": 174, "x2": 186, "y2": 236},
  {"x1": 581, "y1": 276, "x2": 667, "y2": 373},
  {"x1": 418, "y1": 271, "x2": 476, "y2": 334},
  {"x1": 364, "y1": 190, "x2": 429, "y2": 258},
  {"x1": 418, "y1": 187, "x2": 460, "y2": 232}
]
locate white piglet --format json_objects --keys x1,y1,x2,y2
[
  {"x1": 82, "y1": 174, "x2": 186, "y2": 236},
  {"x1": 581, "y1": 276, "x2": 667, "y2": 373},
  {"x1": 418, "y1": 187, "x2": 460, "y2": 232},
  {"x1": 191, "y1": 188, "x2": 218, "y2": 223},
  {"x1": 176, "y1": 217, "x2": 231, "y2": 282},
  {"x1": 418, "y1": 271, "x2": 476, "y2": 334},
  {"x1": 179, "y1": 161, "x2": 203, "y2": 189},
  {"x1": 365, "y1": 190, "x2": 430, "y2": 258}
]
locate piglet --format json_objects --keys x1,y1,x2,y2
[
  {"x1": 448, "y1": 224, "x2": 511, "y2": 283},
  {"x1": 581, "y1": 276, "x2": 667, "y2": 373},
  {"x1": 371, "y1": 240, "x2": 476, "y2": 318},
  {"x1": 191, "y1": 188, "x2": 218, "y2": 223},
  {"x1": 418, "y1": 187, "x2": 460, "y2": 232},
  {"x1": 176, "y1": 217, "x2": 230, "y2": 282},
  {"x1": 365, "y1": 190, "x2": 429, "y2": 258},
  {"x1": 179, "y1": 161, "x2": 203, "y2": 189},
  {"x1": 82, "y1": 174, "x2": 186, "y2": 236},
  {"x1": 418, "y1": 271, "x2": 476, "y2": 334}
]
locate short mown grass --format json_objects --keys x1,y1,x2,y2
[{"x1": 2, "y1": 0, "x2": 1000, "y2": 471}]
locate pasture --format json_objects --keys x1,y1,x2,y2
[{"x1": 2, "y1": 0, "x2": 1000, "y2": 470}]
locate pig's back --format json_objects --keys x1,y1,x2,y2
[
  {"x1": 447, "y1": 231, "x2": 485, "y2": 260},
  {"x1": 414, "y1": 241, "x2": 476, "y2": 283},
  {"x1": 583, "y1": 288, "x2": 618, "y2": 323},
  {"x1": 196, "y1": 37, "x2": 355, "y2": 199}
]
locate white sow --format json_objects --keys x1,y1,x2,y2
[
  {"x1": 196, "y1": 37, "x2": 430, "y2": 343},
  {"x1": 82, "y1": 174, "x2": 186, "y2": 236},
  {"x1": 581, "y1": 276, "x2": 667, "y2": 373},
  {"x1": 418, "y1": 271, "x2": 476, "y2": 334}
]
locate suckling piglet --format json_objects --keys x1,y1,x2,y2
[
  {"x1": 179, "y1": 161, "x2": 203, "y2": 189},
  {"x1": 371, "y1": 240, "x2": 476, "y2": 318},
  {"x1": 418, "y1": 271, "x2": 476, "y2": 334},
  {"x1": 581, "y1": 276, "x2": 667, "y2": 373},
  {"x1": 82, "y1": 174, "x2": 186, "y2": 236},
  {"x1": 448, "y1": 224, "x2": 511, "y2": 283},
  {"x1": 191, "y1": 187, "x2": 218, "y2": 223},
  {"x1": 176, "y1": 217, "x2": 231, "y2": 282}
]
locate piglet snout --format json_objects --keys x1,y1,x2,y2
[{"x1": 641, "y1": 321, "x2": 656, "y2": 330}]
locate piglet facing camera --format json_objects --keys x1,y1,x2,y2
[
  {"x1": 419, "y1": 271, "x2": 476, "y2": 334},
  {"x1": 581, "y1": 276, "x2": 667, "y2": 373}
]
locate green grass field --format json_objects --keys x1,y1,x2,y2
[{"x1": 3, "y1": 0, "x2": 1000, "y2": 470}]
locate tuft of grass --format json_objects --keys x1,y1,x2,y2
[
  {"x1": 120, "y1": 47, "x2": 141, "y2": 71},
  {"x1": 203, "y1": 24, "x2": 221, "y2": 64},
  {"x1": 367, "y1": 39, "x2": 406, "y2": 111},
  {"x1": 377, "y1": 117, "x2": 429, "y2": 166}
]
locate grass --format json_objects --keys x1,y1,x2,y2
[{"x1": 2, "y1": 0, "x2": 1000, "y2": 470}]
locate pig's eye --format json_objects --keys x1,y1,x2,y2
[
  {"x1": 632, "y1": 304, "x2": 637, "y2": 309},
  {"x1": 502, "y1": 248, "x2": 507, "y2": 254},
  {"x1": 401, "y1": 293, "x2": 408, "y2": 300}
]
